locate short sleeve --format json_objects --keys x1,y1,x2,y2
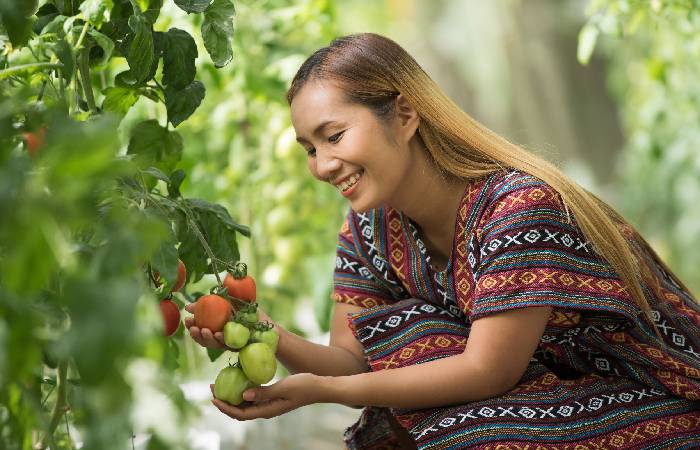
[
  {"x1": 332, "y1": 211, "x2": 403, "y2": 309},
  {"x1": 471, "y1": 176, "x2": 641, "y2": 325}
]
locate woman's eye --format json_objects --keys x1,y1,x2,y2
[
  {"x1": 306, "y1": 147, "x2": 316, "y2": 157},
  {"x1": 328, "y1": 131, "x2": 345, "y2": 144}
]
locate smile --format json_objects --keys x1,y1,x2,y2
[{"x1": 336, "y1": 170, "x2": 363, "y2": 193}]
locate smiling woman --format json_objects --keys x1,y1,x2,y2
[{"x1": 189, "y1": 33, "x2": 700, "y2": 449}]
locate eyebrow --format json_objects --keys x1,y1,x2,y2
[{"x1": 295, "y1": 120, "x2": 339, "y2": 144}]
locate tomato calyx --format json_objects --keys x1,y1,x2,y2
[{"x1": 231, "y1": 261, "x2": 248, "y2": 279}]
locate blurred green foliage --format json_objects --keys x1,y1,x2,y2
[{"x1": 580, "y1": 0, "x2": 700, "y2": 295}]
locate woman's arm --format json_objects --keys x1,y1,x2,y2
[
  {"x1": 327, "y1": 306, "x2": 553, "y2": 408},
  {"x1": 210, "y1": 305, "x2": 553, "y2": 420},
  {"x1": 186, "y1": 301, "x2": 367, "y2": 376},
  {"x1": 276, "y1": 302, "x2": 368, "y2": 376}
]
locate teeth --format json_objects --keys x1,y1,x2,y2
[{"x1": 338, "y1": 172, "x2": 362, "y2": 192}]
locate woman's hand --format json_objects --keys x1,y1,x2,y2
[
  {"x1": 184, "y1": 302, "x2": 275, "y2": 349},
  {"x1": 210, "y1": 373, "x2": 329, "y2": 420}
]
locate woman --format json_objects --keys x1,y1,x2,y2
[{"x1": 186, "y1": 33, "x2": 700, "y2": 449}]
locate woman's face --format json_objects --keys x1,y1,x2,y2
[{"x1": 290, "y1": 80, "x2": 412, "y2": 213}]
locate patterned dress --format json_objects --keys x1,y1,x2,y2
[{"x1": 332, "y1": 170, "x2": 700, "y2": 449}]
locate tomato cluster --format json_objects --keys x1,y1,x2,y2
[{"x1": 203, "y1": 266, "x2": 280, "y2": 405}]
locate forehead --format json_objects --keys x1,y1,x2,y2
[{"x1": 290, "y1": 81, "x2": 361, "y2": 131}]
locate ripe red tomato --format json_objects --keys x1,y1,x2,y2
[
  {"x1": 160, "y1": 299, "x2": 181, "y2": 336},
  {"x1": 171, "y1": 259, "x2": 187, "y2": 292},
  {"x1": 194, "y1": 294, "x2": 232, "y2": 332},
  {"x1": 153, "y1": 259, "x2": 187, "y2": 292},
  {"x1": 22, "y1": 127, "x2": 46, "y2": 158},
  {"x1": 223, "y1": 272, "x2": 256, "y2": 302}
]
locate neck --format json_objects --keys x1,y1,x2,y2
[{"x1": 387, "y1": 141, "x2": 468, "y2": 242}]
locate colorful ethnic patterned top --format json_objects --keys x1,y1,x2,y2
[{"x1": 332, "y1": 170, "x2": 700, "y2": 449}]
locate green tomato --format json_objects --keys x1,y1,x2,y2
[
  {"x1": 252, "y1": 328, "x2": 279, "y2": 353},
  {"x1": 214, "y1": 366, "x2": 251, "y2": 406},
  {"x1": 224, "y1": 322, "x2": 250, "y2": 349},
  {"x1": 236, "y1": 309, "x2": 259, "y2": 324},
  {"x1": 239, "y1": 343, "x2": 277, "y2": 385}
]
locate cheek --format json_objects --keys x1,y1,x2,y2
[{"x1": 307, "y1": 158, "x2": 321, "y2": 180}]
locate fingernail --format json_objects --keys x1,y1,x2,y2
[{"x1": 243, "y1": 391, "x2": 254, "y2": 401}]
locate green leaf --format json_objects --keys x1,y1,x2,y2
[
  {"x1": 143, "y1": 166, "x2": 170, "y2": 183},
  {"x1": 0, "y1": 1, "x2": 33, "y2": 46},
  {"x1": 126, "y1": 13, "x2": 154, "y2": 83},
  {"x1": 102, "y1": 86, "x2": 140, "y2": 116},
  {"x1": 80, "y1": 0, "x2": 114, "y2": 28},
  {"x1": 577, "y1": 23, "x2": 599, "y2": 66},
  {"x1": 206, "y1": 347, "x2": 226, "y2": 362},
  {"x1": 144, "y1": 0, "x2": 163, "y2": 24},
  {"x1": 174, "y1": 0, "x2": 212, "y2": 14},
  {"x1": 150, "y1": 232, "x2": 179, "y2": 288},
  {"x1": 201, "y1": 0, "x2": 235, "y2": 68},
  {"x1": 88, "y1": 29, "x2": 115, "y2": 67},
  {"x1": 127, "y1": 120, "x2": 183, "y2": 173},
  {"x1": 162, "y1": 28, "x2": 197, "y2": 89},
  {"x1": 33, "y1": 3, "x2": 59, "y2": 34},
  {"x1": 165, "y1": 80, "x2": 205, "y2": 127},
  {"x1": 175, "y1": 198, "x2": 248, "y2": 283},
  {"x1": 168, "y1": 169, "x2": 185, "y2": 198},
  {"x1": 50, "y1": 39, "x2": 74, "y2": 80}
]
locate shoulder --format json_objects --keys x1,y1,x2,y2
[{"x1": 477, "y1": 170, "x2": 568, "y2": 232}]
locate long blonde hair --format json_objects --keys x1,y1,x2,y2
[{"x1": 287, "y1": 33, "x2": 694, "y2": 337}]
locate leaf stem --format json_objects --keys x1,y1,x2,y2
[
  {"x1": 79, "y1": 49, "x2": 97, "y2": 112},
  {"x1": 39, "y1": 360, "x2": 69, "y2": 450},
  {"x1": 0, "y1": 63, "x2": 63, "y2": 80}
]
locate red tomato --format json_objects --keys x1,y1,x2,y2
[
  {"x1": 194, "y1": 294, "x2": 232, "y2": 332},
  {"x1": 223, "y1": 272, "x2": 256, "y2": 302},
  {"x1": 171, "y1": 259, "x2": 187, "y2": 292},
  {"x1": 22, "y1": 127, "x2": 46, "y2": 158},
  {"x1": 160, "y1": 299, "x2": 181, "y2": 336}
]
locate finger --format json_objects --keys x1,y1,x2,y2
[
  {"x1": 201, "y1": 328, "x2": 224, "y2": 348},
  {"x1": 184, "y1": 316, "x2": 195, "y2": 328},
  {"x1": 212, "y1": 398, "x2": 290, "y2": 421},
  {"x1": 188, "y1": 327, "x2": 206, "y2": 346},
  {"x1": 185, "y1": 303, "x2": 196, "y2": 313},
  {"x1": 214, "y1": 331, "x2": 226, "y2": 346}
]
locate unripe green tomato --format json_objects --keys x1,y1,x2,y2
[
  {"x1": 236, "y1": 309, "x2": 259, "y2": 324},
  {"x1": 214, "y1": 366, "x2": 251, "y2": 406},
  {"x1": 224, "y1": 322, "x2": 250, "y2": 349},
  {"x1": 252, "y1": 329, "x2": 279, "y2": 353},
  {"x1": 239, "y1": 343, "x2": 277, "y2": 385}
]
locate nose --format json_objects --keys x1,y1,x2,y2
[{"x1": 314, "y1": 149, "x2": 342, "y2": 182}]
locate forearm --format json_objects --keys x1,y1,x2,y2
[
  {"x1": 324, "y1": 354, "x2": 511, "y2": 409},
  {"x1": 274, "y1": 323, "x2": 368, "y2": 376}
]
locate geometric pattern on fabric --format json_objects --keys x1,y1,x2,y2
[
  {"x1": 346, "y1": 298, "x2": 700, "y2": 449},
  {"x1": 332, "y1": 170, "x2": 700, "y2": 448}
]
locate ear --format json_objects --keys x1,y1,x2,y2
[{"x1": 394, "y1": 93, "x2": 420, "y2": 142}]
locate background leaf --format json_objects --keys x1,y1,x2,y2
[{"x1": 201, "y1": 0, "x2": 235, "y2": 68}]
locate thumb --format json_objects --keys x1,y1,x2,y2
[
  {"x1": 243, "y1": 384, "x2": 276, "y2": 402},
  {"x1": 185, "y1": 302, "x2": 197, "y2": 313}
]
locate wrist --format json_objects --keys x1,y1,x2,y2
[{"x1": 317, "y1": 374, "x2": 351, "y2": 405}]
